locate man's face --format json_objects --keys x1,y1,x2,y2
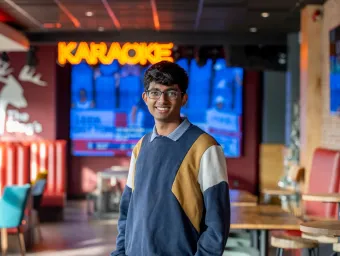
[{"x1": 142, "y1": 82, "x2": 187, "y2": 123}]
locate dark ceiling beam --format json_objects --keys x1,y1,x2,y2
[{"x1": 26, "y1": 29, "x2": 287, "y2": 45}]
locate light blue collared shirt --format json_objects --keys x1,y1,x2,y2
[{"x1": 150, "y1": 118, "x2": 191, "y2": 142}]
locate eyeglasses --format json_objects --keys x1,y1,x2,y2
[{"x1": 146, "y1": 90, "x2": 184, "y2": 100}]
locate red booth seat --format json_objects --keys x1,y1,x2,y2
[
  {"x1": 0, "y1": 142, "x2": 30, "y2": 193},
  {"x1": 0, "y1": 140, "x2": 67, "y2": 208},
  {"x1": 30, "y1": 140, "x2": 67, "y2": 207}
]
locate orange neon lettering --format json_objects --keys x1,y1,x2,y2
[
  {"x1": 121, "y1": 42, "x2": 143, "y2": 65},
  {"x1": 139, "y1": 43, "x2": 148, "y2": 65},
  {"x1": 90, "y1": 42, "x2": 109, "y2": 64},
  {"x1": 158, "y1": 43, "x2": 174, "y2": 62},
  {"x1": 58, "y1": 42, "x2": 77, "y2": 65},
  {"x1": 58, "y1": 42, "x2": 174, "y2": 65},
  {"x1": 76, "y1": 42, "x2": 97, "y2": 65},
  {"x1": 145, "y1": 43, "x2": 158, "y2": 64},
  {"x1": 106, "y1": 43, "x2": 122, "y2": 64}
]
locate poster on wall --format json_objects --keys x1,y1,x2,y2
[
  {"x1": 330, "y1": 25, "x2": 340, "y2": 116},
  {"x1": 63, "y1": 42, "x2": 244, "y2": 158},
  {"x1": 0, "y1": 58, "x2": 47, "y2": 140}
]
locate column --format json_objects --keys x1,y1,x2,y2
[{"x1": 300, "y1": 5, "x2": 322, "y2": 188}]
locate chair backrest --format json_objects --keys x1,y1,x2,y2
[
  {"x1": 32, "y1": 178, "x2": 47, "y2": 210},
  {"x1": 305, "y1": 148, "x2": 340, "y2": 218},
  {"x1": 287, "y1": 165, "x2": 305, "y2": 183},
  {"x1": 32, "y1": 179, "x2": 47, "y2": 196},
  {"x1": 0, "y1": 184, "x2": 31, "y2": 228}
]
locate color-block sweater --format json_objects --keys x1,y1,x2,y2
[{"x1": 111, "y1": 119, "x2": 230, "y2": 256}]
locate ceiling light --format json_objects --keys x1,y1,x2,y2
[
  {"x1": 98, "y1": 26, "x2": 105, "y2": 32},
  {"x1": 85, "y1": 11, "x2": 93, "y2": 17},
  {"x1": 261, "y1": 12, "x2": 270, "y2": 18},
  {"x1": 249, "y1": 27, "x2": 257, "y2": 33}
]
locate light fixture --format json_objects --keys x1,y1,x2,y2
[
  {"x1": 85, "y1": 11, "x2": 93, "y2": 17},
  {"x1": 261, "y1": 12, "x2": 270, "y2": 18},
  {"x1": 249, "y1": 27, "x2": 257, "y2": 33},
  {"x1": 98, "y1": 26, "x2": 105, "y2": 32}
]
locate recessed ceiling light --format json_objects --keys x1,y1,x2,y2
[
  {"x1": 261, "y1": 12, "x2": 270, "y2": 18},
  {"x1": 98, "y1": 26, "x2": 105, "y2": 32},
  {"x1": 249, "y1": 27, "x2": 257, "y2": 33},
  {"x1": 85, "y1": 11, "x2": 93, "y2": 17}
]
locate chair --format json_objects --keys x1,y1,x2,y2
[
  {"x1": 262, "y1": 164, "x2": 305, "y2": 214},
  {"x1": 271, "y1": 148, "x2": 340, "y2": 255},
  {"x1": 31, "y1": 173, "x2": 47, "y2": 241},
  {"x1": 0, "y1": 184, "x2": 31, "y2": 256},
  {"x1": 271, "y1": 234, "x2": 318, "y2": 256}
]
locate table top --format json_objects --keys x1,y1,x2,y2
[
  {"x1": 300, "y1": 220, "x2": 340, "y2": 236},
  {"x1": 98, "y1": 167, "x2": 129, "y2": 179},
  {"x1": 302, "y1": 193, "x2": 340, "y2": 203},
  {"x1": 262, "y1": 188, "x2": 296, "y2": 196},
  {"x1": 230, "y1": 189, "x2": 258, "y2": 206},
  {"x1": 231, "y1": 205, "x2": 301, "y2": 230}
]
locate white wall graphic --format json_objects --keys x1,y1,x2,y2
[{"x1": 0, "y1": 59, "x2": 47, "y2": 136}]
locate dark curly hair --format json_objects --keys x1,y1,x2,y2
[{"x1": 143, "y1": 61, "x2": 189, "y2": 93}]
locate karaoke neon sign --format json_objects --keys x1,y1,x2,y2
[{"x1": 58, "y1": 42, "x2": 174, "y2": 65}]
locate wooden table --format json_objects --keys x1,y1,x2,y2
[
  {"x1": 231, "y1": 205, "x2": 301, "y2": 256},
  {"x1": 230, "y1": 189, "x2": 258, "y2": 206}
]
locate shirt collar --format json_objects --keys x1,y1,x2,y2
[{"x1": 150, "y1": 118, "x2": 191, "y2": 142}]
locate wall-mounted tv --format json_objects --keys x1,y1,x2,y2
[
  {"x1": 70, "y1": 44, "x2": 243, "y2": 157},
  {"x1": 330, "y1": 25, "x2": 340, "y2": 115}
]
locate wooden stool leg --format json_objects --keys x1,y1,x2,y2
[
  {"x1": 1, "y1": 228, "x2": 8, "y2": 256},
  {"x1": 276, "y1": 248, "x2": 283, "y2": 256},
  {"x1": 36, "y1": 215, "x2": 43, "y2": 241},
  {"x1": 17, "y1": 227, "x2": 26, "y2": 256},
  {"x1": 308, "y1": 248, "x2": 314, "y2": 256}
]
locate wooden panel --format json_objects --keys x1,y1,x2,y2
[
  {"x1": 260, "y1": 144, "x2": 285, "y2": 190},
  {"x1": 300, "y1": 5, "x2": 322, "y2": 190}
]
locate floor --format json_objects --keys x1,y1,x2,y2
[
  {"x1": 6, "y1": 200, "x2": 330, "y2": 256},
  {"x1": 8, "y1": 201, "x2": 119, "y2": 256}
]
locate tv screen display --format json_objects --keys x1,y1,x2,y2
[
  {"x1": 330, "y1": 26, "x2": 340, "y2": 116},
  {"x1": 70, "y1": 46, "x2": 243, "y2": 157}
]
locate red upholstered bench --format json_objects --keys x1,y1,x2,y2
[{"x1": 30, "y1": 140, "x2": 67, "y2": 208}]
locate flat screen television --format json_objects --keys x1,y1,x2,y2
[
  {"x1": 70, "y1": 45, "x2": 243, "y2": 157},
  {"x1": 330, "y1": 25, "x2": 340, "y2": 116}
]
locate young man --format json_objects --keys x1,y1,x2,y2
[{"x1": 111, "y1": 61, "x2": 230, "y2": 256}]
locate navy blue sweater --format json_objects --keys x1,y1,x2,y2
[{"x1": 111, "y1": 123, "x2": 230, "y2": 256}]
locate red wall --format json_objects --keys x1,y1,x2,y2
[
  {"x1": 1, "y1": 46, "x2": 57, "y2": 141},
  {"x1": 227, "y1": 71, "x2": 261, "y2": 194}
]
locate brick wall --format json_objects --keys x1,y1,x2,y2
[{"x1": 321, "y1": 0, "x2": 340, "y2": 150}]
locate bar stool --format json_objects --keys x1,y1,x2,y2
[
  {"x1": 332, "y1": 243, "x2": 340, "y2": 256},
  {"x1": 271, "y1": 234, "x2": 319, "y2": 256}
]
